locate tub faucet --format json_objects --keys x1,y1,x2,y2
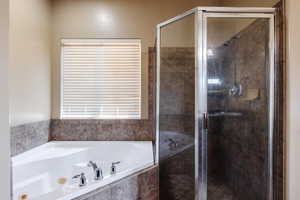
[
  {"x1": 88, "y1": 161, "x2": 103, "y2": 180},
  {"x1": 72, "y1": 173, "x2": 86, "y2": 187},
  {"x1": 111, "y1": 161, "x2": 121, "y2": 175}
]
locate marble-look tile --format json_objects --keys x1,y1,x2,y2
[
  {"x1": 74, "y1": 186, "x2": 111, "y2": 200},
  {"x1": 50, "y1": 119, "x2": 154, "y2": 141},
  {"x1": 111, "y1": 176, "x2": 139, "y2": 200},
  {"x1": 137, "y1": 166, "x2": 159, "y2": 200},
  {"x1": 159, "y1": 47, "x2": 196, "y2": 200},
  {"x1": 11, "y1": 120, "x2": 50, "y2": 156}
]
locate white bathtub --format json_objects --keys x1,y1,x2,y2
[{"x1": 12, "y1": 141, "x2": 154, "y2": 200}]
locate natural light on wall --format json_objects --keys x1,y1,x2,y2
[{"x1": 60, "y1": 39, "x2": 142, "y2": 119}]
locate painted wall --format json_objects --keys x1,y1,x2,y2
[
  {"x1": 286, "y1": 0, "x2": 300, "y2": 199},
  {"x1": 219, "y1": 0, "x2": 280, "y2": 7},
  {"x1": 9, "y1": 0, "x2": 52, "y2": 126},
  {"x1": 51, "y1": 0, "x2": 220, "y2": 119},
  {"x1": 0, "y1": 0, "x2": 11, "y2": 198}
]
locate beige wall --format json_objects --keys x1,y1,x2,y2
[
  {"x1": 0, "y1": 0, "x2": 11, "y2": 198},
  {"x1": 9, "y1": 0, "x2": 52, "y2": 126},
  {"x1": 219, "y1": 0, "x2": 280, "y2": 7},
  {"x1": 161, "y1": 14, "x2": 195, "y2": 47},
  {"x1": 51, "y1": 0, "x2": 220, "y2": 119},
  {"x1": 286, "y1": 0, "x2": 300, "y2": 199}
]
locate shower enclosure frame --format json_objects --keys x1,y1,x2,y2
[{"x1": 156, "y1": 7, "x2": 276, "y2": 200}]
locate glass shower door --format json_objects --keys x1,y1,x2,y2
[
  {"x1": 156, "y1": 8, "x2": 275, "y2": 200},
  {"x1": 203, "y1": 13, "x2": 275, "y2": 200}
]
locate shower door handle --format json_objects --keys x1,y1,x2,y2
[{"x1": 203, "y1": 112, "x2": 209, "y2": 130}]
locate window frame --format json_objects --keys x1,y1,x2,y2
[{"x1": 59, "y1": 39, "x2": 142, "y2": 119}]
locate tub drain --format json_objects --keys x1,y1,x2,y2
[{"x1": 20, "y1": 194, "x2": 28, "y2": 200}]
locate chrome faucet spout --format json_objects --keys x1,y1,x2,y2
[
  {"x1": 88, "y1": 161, "x2": 103, "y2": 180},
  {"x1": 88, "y1": 161, "x2": 97, "y2": 170}
]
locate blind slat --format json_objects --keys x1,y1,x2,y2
[{"x1": 61, "y1": 39, "x2": 141, "y2": 119}]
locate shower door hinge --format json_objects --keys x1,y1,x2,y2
[{"x1": 203, "y1": 112, "x2": 209, "y2": 130}]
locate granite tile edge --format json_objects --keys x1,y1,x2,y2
[{"x1": 10, "y1": 120, "x2": 51, "y2": 156}]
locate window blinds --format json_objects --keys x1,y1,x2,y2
[{"x1": 60, "y1": 39, "x2": 141, "y2": 119}]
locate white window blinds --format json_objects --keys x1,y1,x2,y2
[{"x1": 60, "y1": 39, "x2": 141, "y2": 119}]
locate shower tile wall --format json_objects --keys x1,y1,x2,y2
[
  {"x1": 208, "y1": 19, "x2": 270, "y2": 200},
  {"x1": 159, "y1": 47, "x2": 195, "y2": 200},
  {"x1": 159, "y1": 47, "x2": 195, "y2": 135}
]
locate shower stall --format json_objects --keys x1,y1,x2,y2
[{"x1": 156, "y1": 7, "x2": 276, "y2": 200}]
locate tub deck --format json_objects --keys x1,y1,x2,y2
[{"x1": 12, "y1": 141, "x2": 154, "y2": 200}]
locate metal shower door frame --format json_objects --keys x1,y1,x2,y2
[
  {"x1": 199, "y1": 10, "x2": 275, "y2": 200},
  {"x1": 156, "y1": 7, "x2": 276, "y2": 200}
]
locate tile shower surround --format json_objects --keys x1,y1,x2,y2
[{"x1": 158, "y1": 18, "x2": 279, "y2": 200}]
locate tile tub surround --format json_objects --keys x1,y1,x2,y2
[
  {"x1": 50, "y1": 48, "x2": 156, "y2": 141},
  {"x1": 10, "y1": 120, "x2": 50, "y2": 156},
  {"x1": 50, "y1": 119, "x2": 154, "y2": 141},
  {"x1": 74, "y1": 166, "x2": 159, "y2": 200}
]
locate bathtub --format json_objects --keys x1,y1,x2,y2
[{"x1": 12, "y1": 141, "x2": 154, "y2": 200}]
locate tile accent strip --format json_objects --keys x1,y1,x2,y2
[
  {"x1": 50, "y1": 119, "x2": 154, "y2": 141},
  {"x1": 10, "y1": 120, "x2": 50, "y2": 156}
]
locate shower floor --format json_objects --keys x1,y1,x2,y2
[
  {"x1": 160, "y1": 174, "x2": 236, "y2": 200},
  {"x1": 208, "y1": 177, "x2": 236, "y2": 200}
]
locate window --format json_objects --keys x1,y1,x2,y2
[{"x1": 60, "y1": 39, "x2": 141, "y2": 119}]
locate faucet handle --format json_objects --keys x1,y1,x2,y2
[
  {"x1": 111, "y1": 161, "x2": 121, "y2": 175},
  {"x1": 95, "y1": 167, "x2": 103, "y2": 180},
  {"x1": 112, "y1": 161, "x2": 121, "y2": 165},
  {"x1": 87, "y1": 161, "x2": 103, "y2": 180},
  {"x1": 72, "y1": 173, "x2": 86, "y2": 187}
]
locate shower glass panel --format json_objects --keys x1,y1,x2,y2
[
  {"x1": 157, "y1": 8, "x2": 275, "y2": 200},
  {"x1": 205, "y1": 16, "x2": 272, "y2": 200},
  {"x1": 158, "y1": 13, "x2": 196, "y2": 200}
]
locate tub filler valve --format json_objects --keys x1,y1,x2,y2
[
  {"x1": 111, "y1": 161, "x2": 121, "y2": 175},
  {"x1": 88, "y1": 161, "x2": 103, "y2": 180},
  {"x1": 72, "y1": 173, "x2": 87, "y2": 187}
]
